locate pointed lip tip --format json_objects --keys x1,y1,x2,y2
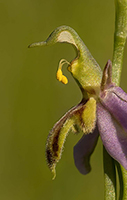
[
  {"x1": 28, "y1": 41, "x2": 47, "y2": 48},
  {"x1": 28, "y1": 44, "x2": 32, "y2": 48},
  {"x1": 28, "y1": 43, "x2": 37, "y2": 48}
]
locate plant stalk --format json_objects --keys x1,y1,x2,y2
[{"x1": 104, "y1": 0, "x2": 127, "y2": 200}]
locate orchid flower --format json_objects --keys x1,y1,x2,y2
[{"x1": 29, "y1": 25, "x2": 127, "y2": 179}]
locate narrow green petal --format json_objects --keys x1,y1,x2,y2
[
  {"x1": 46, "y1": 103, "x2": 85, "y2": 179},
  {"x1": 46, "y1": 117, "x2": 75, "y2": 179},
  {"x1": 46, "y1": 97, "x2": 97, "y2": 179},
  {"x1": 28, "y1": 26, "x2": 102, "y2": 92}
]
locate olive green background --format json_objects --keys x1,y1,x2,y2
[{"x1": 0, "y1": 0, "x2": 127, "y2": 200}]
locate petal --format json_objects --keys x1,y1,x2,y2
[
  {"x1": 46, "y1": 97, "x2": 97, "y2": 178},
  {"x1": 28, "y1": 25, "x2": 102, "y2": 90},
  {"x1": 73, "y1": 127, "x2": 99, "y2": 175},
  {"x1": 109, "y1": 86, "x2": 127, "y2": 101},
  {"x1": 46, "y1": 101, "x2": 86, "y2": 179},
  {"x1": 100, "y1": 86, "x2": 127, "y2": 132},
  {"x1": 97, "y1": 103, "x2": 127, "y2": 170}
]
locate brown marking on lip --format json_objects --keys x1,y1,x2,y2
[
  {"x1": 46, "y1": 98, "x2": 88, "y2": 170},
  {"x1": 46, "y1": 129, "x2": 61, "y2": 168},
  {"x1": 46, "y1": 148, "x2": 54, "y2": 167},
  {"x1": 52, "y1": 131, "x2": 60, "y2": 157}
]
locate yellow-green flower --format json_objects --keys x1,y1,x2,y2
[{"x1": 29, "y1": 26, "x2": 127, "y2": 179}]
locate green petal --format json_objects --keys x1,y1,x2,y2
[
  {"x1": 46, "y1": 98, "x2": 97, "y2": 179},
  {"x1": 46, "y1": 102, "x2": 85, "y2": 179},
  {"x1": 28, "y1": 26, "x2": 102, "y2": 93}
]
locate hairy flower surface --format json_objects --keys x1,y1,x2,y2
[{"x1": 29, "y1": 26, "x2": 127, "y2": 179}]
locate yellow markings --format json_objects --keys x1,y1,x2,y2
[
  {"x1": 82, "y1": 97, "x2": 96, "y2": 134},
  {"x1": 61, "y1": 75, "x2": 68, "y2": 84},
  {"x1": 56, "y1": 59, "x2": 70, "y2": 85},
  {"x1": 56, "y1": 69, "x2": 63, "y2": 81}
]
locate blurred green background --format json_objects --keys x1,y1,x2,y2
[{"x1": 0, "y1": 0, "x2": 127, "y2": 200}]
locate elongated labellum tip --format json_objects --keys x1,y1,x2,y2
[
  {"x1": 52, "y1": 167, "x2": 56, "y2": 180},
  {"x1": 46, "y1": 116, "x2": 75, "y2": 178},
  {"x1": 45, "y1": 102, "x2": 85, "y2": 178}
]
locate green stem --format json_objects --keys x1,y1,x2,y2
[
  {"x1": 115, "y1": 161, "x2": 123, "y2": 200},
  {"x1": 103, "y1": 147, "x2": 116, "y2": 200},
  {"x1": 104, "y1": 1, "x2": 127, "y2": 199},
  {"x1": 112, "y1": 0, "x2": 127, "y2": 85},
  {"x1": 119, "y1": 166, "x2": 127, "y2": 200},
  {"x1": 115, "y1": 162, "x2": 127, "y2": 200},
  {"x1": 107, "y1": 1, "x2": 127, "y2": 200}
]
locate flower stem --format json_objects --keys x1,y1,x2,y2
[
  {"x1": 112, "y1": 0, "x2": 127, "y2": 86},
  {"x1": 104, "y1": 0, "x2": 127, "y2": 198},
  {"x1": 103, "y1": 147, "x2": 116, "y2": 200},
  {"x1": 115, "y1": 162, "x2": 123, "y2": 200},
  {"x1": 104, "y1": 0, "x2": 127, "y2": 200},
  {"x1": 119, "y1": 165, "x2": 127, "y2": 200}
]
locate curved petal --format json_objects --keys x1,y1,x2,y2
[
  {"x1": 46, "y1": 97, "x2": 97, "y2": 178},
  {"x1": 97, "y1": 103, "x2": 127, "y2": 170},
  {"x1": 46, "y1": 100, "x2": 87, "y2": 178},
  {"x1": 100, "y1": 86, "x2": 127, "y2": 132},
  {"x1": 73, "y1": 127, "x2": 99, "y2": 175},
  {"x1": 28, "y1": 25, "x2": 102, "y2": 89}
]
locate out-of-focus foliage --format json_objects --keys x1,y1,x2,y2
[{"x1": 0, "y1": 0, "x2": 127, "y2": 200}]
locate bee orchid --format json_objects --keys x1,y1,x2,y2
[{"x1": 29, "y1": 26, "x2": 127, "y2": 179}]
